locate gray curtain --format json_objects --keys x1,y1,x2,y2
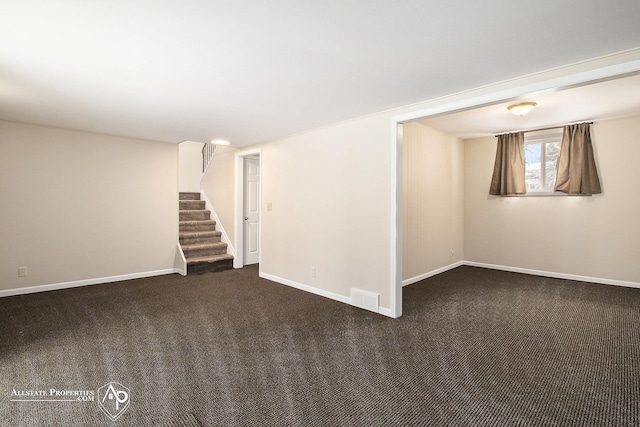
[
  {"x1": 489, "y1": 132, "x2": 525, "y2": 195},
  {"x1": 554, "y1": 123, "x2": 602, "y2": 194}
]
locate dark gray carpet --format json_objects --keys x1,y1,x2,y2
[
  {"x1": 1, "y1": 265, "x2": 638, "y2": 426},
  {"x1": 159, "y1": 413, "x2": 202, "y2": 427}
]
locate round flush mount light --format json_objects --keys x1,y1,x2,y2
[
  {"x1": 507, "y1": 102, "x2": 537, "y2": 116},
  {"x1": 210, "y1": 139, "x2": 231, "y2": 146}
]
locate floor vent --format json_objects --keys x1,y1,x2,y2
[{"x1": 350, "y1": 288, "x2": 379, "y2": 312}]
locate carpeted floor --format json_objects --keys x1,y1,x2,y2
[{"x1": 1, "y1": 265, "x2": 638, "y2": 426}]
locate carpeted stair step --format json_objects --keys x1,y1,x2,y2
[
  {"x1": 182, "y1": 242, "x2": 228, "y2": 258},
  {"x1": 179, "y1": 199, "x2": 206, "y2": 210},
  {"x1": 180, "y1": 209, "x2": 211, "y2": 221},
  {"x1": 179, "y1": 220, "x2": 216, "y2": 232},
  {"x1": 186, "y1": 254, "x2": 234, "y2": 274},
  {"x1": 179, "y1": 192, "x2": 201, "y2": 201},
  {"x1": 179, "y1": 230, "x2": 222, "y2": 245},
  {"x1": 177, "y1": 192, "x2": 233, "y2": 274}
]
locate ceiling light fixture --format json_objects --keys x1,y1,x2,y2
[
  {"x1": 210, "y1": 139, "x2": 231, "y2": 146},
  {"x1": 507, "y1": 102, "x2": 537, "y2": 116}
]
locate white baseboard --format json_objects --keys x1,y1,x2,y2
[
  {"x1": 259, "y1": 272, "x2": 396, "y2": 317},
  {"x1": 5, "y1": 261, "x2": 634, "y2": 319},
  {"x1": 259, "y1": 272, "x2": 351, "y2": 305},
  {"x1": 463, "y1": 261, "x2": 640, "y2": 289},
  {"x1": 402, "y1": 261, "x2": 465, "y2": 287},
  {"x1": 0, "y1": 269, "x2": 180, "y2": 298},
  {"x1": 402, "y1": 260, "x2": 640, "y2": 290}
]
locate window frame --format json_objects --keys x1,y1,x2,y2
[{"x1": 523, "y1": 131, "x2": 562, "y2": 195}]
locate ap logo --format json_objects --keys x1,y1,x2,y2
[{"x1": 97, "y1": 382, "x2": 130, "y2": 421}]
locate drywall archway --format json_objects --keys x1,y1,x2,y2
[{"x1": 389, "y1": 50, "x2": 640, "y2": 318}]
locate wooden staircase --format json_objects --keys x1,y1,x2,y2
[{"x1": 179, "y1": 192, "x2": 233, "y2": 274}]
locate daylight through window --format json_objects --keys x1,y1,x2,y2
[{"x1": 524, "y1": 132, "x2": 561, "y2": 192}]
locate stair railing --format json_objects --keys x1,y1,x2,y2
[{"x1": 202, "y1": 142, "x2": 216, "y2": 172}]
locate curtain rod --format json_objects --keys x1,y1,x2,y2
[{"x1": 495, "y1": 121, "x2": 594, "y2": 137}]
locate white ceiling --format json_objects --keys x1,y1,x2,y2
[
  {"x1": 1, "y1": 1, "x2": 640, "y2": 146},
  {"x1": 418, "y1": 73, "x2": 640, "y2": 138}
]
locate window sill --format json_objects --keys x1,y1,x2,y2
[{"x1": 508, "y1": 192, "x2": 593, "y2": 197}]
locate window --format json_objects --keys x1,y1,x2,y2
[{"x1": 524, "y1": 132, "x2": 561, "y2": 192}]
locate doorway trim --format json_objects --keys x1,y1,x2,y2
[
  {"x1": 234, "y1": 148, "x2": 262, "y2": 269},
  {"x1": 390, "y1": 49, "x2": 640, "y2": 319}
]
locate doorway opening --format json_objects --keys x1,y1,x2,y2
[{"x1": 234, "y1": 149, "x2": 262, "y2": 269}]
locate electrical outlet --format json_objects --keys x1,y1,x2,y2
[
  {"x1": 449, "y1": 249, "x2": 455, "y2": 257},
  {"x1": 18, "y1": 267, "x2": 27, "y2": 277},
  {"x1": 267, "y1": 202, "x2": 272, "y2": 211},
  {"x1": 310, "y1": 267, "x2": 316, "y2": 277}
]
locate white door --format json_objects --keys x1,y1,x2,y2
[{"x1": 243, "y1": 157, "x2": 260, "y2": 265}]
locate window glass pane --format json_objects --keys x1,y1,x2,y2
[
  {"x1": 525, "y1": 143, "x2": 541, "y2": 191},
  {"x1": 524, "y1": 132, "x2": 561, "y2": 193},
  {"x1": 544, "y1": 141, "x2": 560, "y2": 191}
]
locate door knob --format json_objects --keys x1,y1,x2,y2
[{"x1": 244, "y1": 217, "x2": 249, "y2": 220}]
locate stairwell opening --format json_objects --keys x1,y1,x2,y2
[{"x1": 179, "y1": 192, "x2": 234, "y2": 274}]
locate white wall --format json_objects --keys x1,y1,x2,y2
[
  {"x1": 402, "y1": 122, "x2": 464, "y2": 282},
  {"x1": 200, "y1": 146, "x2": 237, "y2": 248},
  {"x1": 0, "y1": 120, "x2": 178, "y2": 292},
  {"x1": 258, "y1": 113, "x2": 393, "y2": 309},
  {"x1": 464, "y1": 115, "x2": 640, "y2": 283},
  {"x1": 190, "y1": 51, "x2": 640, "y2": 316},
  {"x1": 178, "y1": 141, "x2": 204, "y2": 192}
]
